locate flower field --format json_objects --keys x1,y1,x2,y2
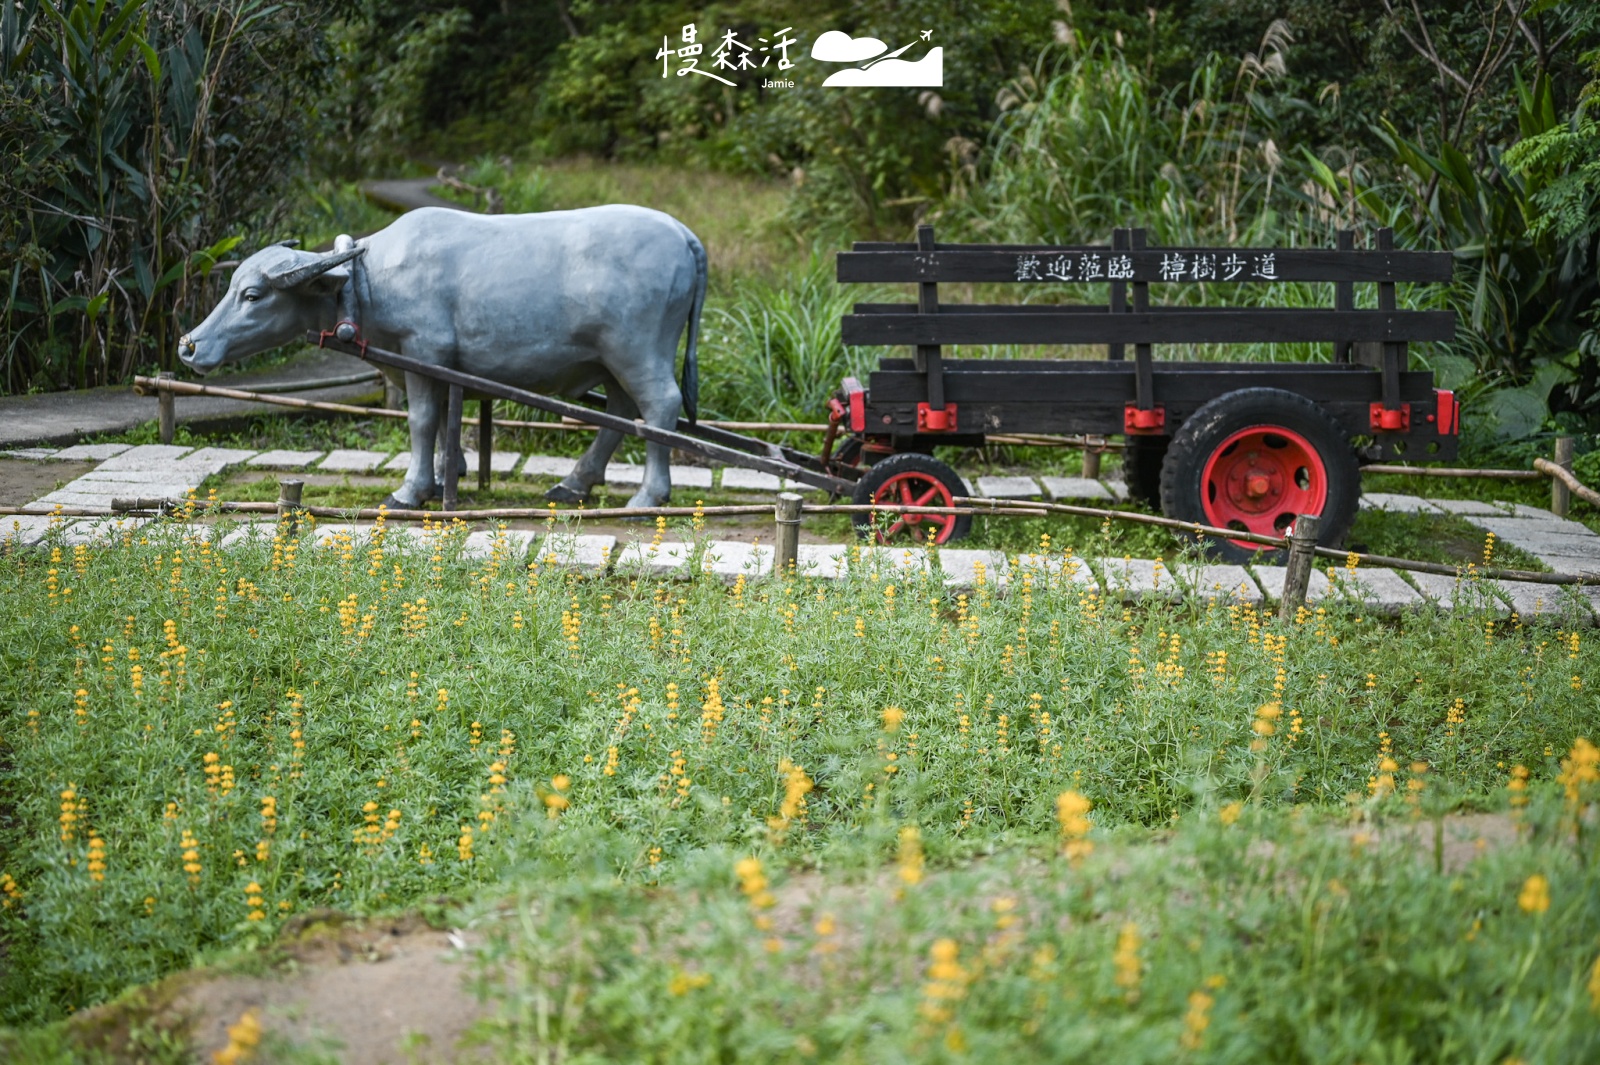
[{"x1": 1, "y1": 514, "x2": 1598, "y2": 1061}]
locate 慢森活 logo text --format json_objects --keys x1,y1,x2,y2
[{"x1": 655, "y1": 24, "x2": 940, "y2": 89}]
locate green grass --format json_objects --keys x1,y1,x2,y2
[{"x1": 0, "y1": 515, "x2": 1596, "y2": 1046}]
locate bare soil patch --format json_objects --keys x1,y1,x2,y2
[{"x1": 0, "y1": 458, "x2": 96, "y2": 508}]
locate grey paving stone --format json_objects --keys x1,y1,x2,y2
[
  {"x1": 534, "y1": 533, "x2": 615, "y2": 572},
  {"x1": 702, "y1": 540, "x2": 773, "y2": 580},
  {"x1": 246, "y1": 449, "x2": 326, "y2": 470},
  {"x1": 1406, "y1": 570, "x2": 1509, "y2": 613},
  {"x1": 1103, "y1": 479, "x2": 1129, "y2": 501},
  {"x1": 1493, "y1": 580, "x2": 1590, "y2": 621},
  {"x1": 181, "y1": 447, "x2": 257, "y2": 468},
  {"x1": 318, "y1": 449, "x2": 390, "y2": 473},
  {"x1": 23, "y1": 495, "x2": 111, "y2": 513},
  {"x1": 46, "y1": 479, "x2": 195, "y2": 498},
  {"x1": 311, "y1": 523, "x2": 368, "y2": 547},
  {"x1": 521, "y1": 454, "x2": 577, "y2": 479},
  {"x1": 460, "y1": 528, "x2": 537, "y2": 560},
  {"x1": 50, "y1": 443, "x2": 132, "y2": 461},
  {"x1": 616, "y1": 539, "x2": 692, "y2": 577},
  {"x1": 975, "y1": 475, "x2": 1041, "y2": 499},
  {"x1": 1427, "y1": 498, "x2": 1507, "y2": 516},
  {"x1": 856, "y1": 545, "x2": 931, "y2": 575},
  {"x1": 385, "y1": 450, "x2": 523, "y2": 474},
  {"x1": 1176, "y1": 563, "x2": 1263, "y2": 605},
  {"x1": 606, "y1": 463, "x2": 645, "y2": 486},
  {"x1": 1502, "y1": 503, "x2": 1561, "y2": 519},
  {"x1": 721, "y1": 467, "x2": 782, "y2": 492},
  {"x1": 95, "y1": 444, "x2": 191, "y2": 471},
  {"x1": 57, "y1": 516, "x2": 150, "y2": 545},
  {"x1": 216, "y1": 522, "x2": 283, "y2": 550},
  {"x1": 1096, "y1": 556, "x2": 1183, "y2": 602},
  {"x1": 1325, "y1": 567, "x2": 1424, "y2": 614},
  {"x1": 1002, "y1": 552, "x2": 1101, "y2": 595},
  {"x1": 782, "y1": 478, "x2": 825, "y2": 494},
  {"x1": 1530, "y1": 554, "x2": 1600, "y2": 577},
  {"x1": 1251, "y1": 565, "x2": 1332, "y2": 604},
  {"x1": 796, "y1": 543, "x2": 848, "y2": 579},
  {"x1": 1466, "y1": 515, "x2": 1599, "y2": 540},
  {"x1": 936, "y1": 548, "x2": 1009, "y2": 589},
  {"x1": 673, "y1": 465, "x2": 714, "y2": 489},
  {"x1": 1, "y1": 514, "x2": 73, "y2": 547},
  {"x1": 1359, "y1": 492, "x2": 1435, "y2": 514},
  {"x1": 1040, "y1": 476, "x2": 1113, "y2": 501},
  {"x1": 77, "y1": 470, "x2": 208, "y2": 486},
  {"x1": 1, "y1": 447, "x2": 57, "y2": 460}
]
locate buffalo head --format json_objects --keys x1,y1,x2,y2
[{"x1": 177, "y1": 240, "x2": 363, "y2": 374}]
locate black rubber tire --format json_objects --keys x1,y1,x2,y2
[
  {"x1": 1121, "y1": 435, "x2": 1169, "y2": 508},
  {"x1": 850, "y1": 452, "x2": 973, "y2": 544},
  {"x1": 1159, "y1": 388, "x2": 1359, "y2": 565}
]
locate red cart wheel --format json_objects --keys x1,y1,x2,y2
[
  {"x1": 1200, "y1": 425, "x2": 1328, "y2": 541},
  {"x1": 1160, "y1": 388, "x2": 1358, "y2": 563},
  {"x1": 850, "y1": 453, "x2": 973, "y2": 545}
]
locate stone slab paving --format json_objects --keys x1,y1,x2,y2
[
  {"x1": 57, "y1": 515, "x2": 151, "y2": 545},
  {"x1": 1503, "y1": 504, "x2": 1562, "y2": 519},
  {"x1": 855, "y1": 546, "x2": 931, "y2": 576},
  {"x1": 1492, "y1": 580, "x2": 1590, "y2": 621},
  {"x1": 1040, "y1": 476, "x2": 1112, "y2": 501},
  {"x1": 701, "y1": 541, "x2": 773, "y2": 580},
  {"x1": 1427, "y1": 498, "x2": 1507, "y2": 517},
  {"x1": 1406, "y1": 571, "x2": 1510, "y2": 614},
  {"x1": 1, "y1": 447, "x2": 58, "y2": 460},
  {"x1": 975, "y1": 475, "x2": 1041, "y2": 499},
  {"x1": 1097, "y1": 557, "x2": 1182, "y2": 602},
  {"x1": 1251, "y1": 565, "x2": 1333, "y2": 605},
  {"x1": 1325, "y1": 567, "x2": 1424, "y2": 614},
  {"x1": 534, "y1": 533, "x2": 615, "y2": 572},
  {"x1": 616, "y1": 539, "x2": 692, "y2": 577},
  {"x1": 1359, "y1": 492, "x2": 1436, "y2": 514},
  {"x1": 1174, "y1": 563, "x2": 1263, "y2": 606},
  {"x1": 460, "y1": 529, "x2": 537, "y2": 559},
  {"x1": 310, "y1": 523, "x2": 365, "y2": 548},
  {"x1": 521, "y1": 455, "x2": 578, "y2": 479},
  {"x1": 22, "y1": 494, "x2": 114, "y2": 512},
  {"x1": 1012, "y1": 553, "x2": 1101, "y2": 594},
  {"x1": 318, "y1": 450, "x2": 390, "y2": 473},
  {"x1": 385, "y1": 450, "x2": 523, "y2": 474},
  {"x1": 96, "y1": 444, "x2": 191, "y2": 470},
  {"x1": 50, "y1": 443, "x2": 132, "y2": 461},
  {"x1": 936, "y1": 548, "x2": 1009, "y2": 589},
  {"x1": 246, "y1": 449, "x2": 326, "y2": 470},
  {"x1": 182, "y1": 447, "x2": 257, "y2": 468},
  {"x1": 721, "y1": 468, "x2": 782, "y2": 492},
  {"x1": 796, "y1": 543, "x2": 848, "y2": 579},
  {"x1": 2, "y1": 514, "x2": 73, "y2": 547},
  {"x1": 216, "y1": 522, "x2": 280, "y2": 550},
  {"x1": 606, "y1": 463, "x2": 645, "y2": 486},
  {"x1": 674, "y1": 466, "x2": 714, "y2": 490}
]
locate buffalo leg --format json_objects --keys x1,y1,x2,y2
[
  {"x1": 547, "y1": 386, "x2": 633, "y2": 503},
  {"x1": 627, "y1": 373, "x2": 683, "y2": 509},
  {"x1": 387, "y1": 372, "x2": 443, "y2": 508}
]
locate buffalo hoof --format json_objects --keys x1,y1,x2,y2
[
  {"x1": 381, "y1": 493, "x2": 425, "y2": 510},
  {"x1": 544, "y1": 483, "x2": 588, "y2": 504}
]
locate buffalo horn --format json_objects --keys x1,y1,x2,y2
[{"x1": 267, "y1": 245, "x2": 365, "y2": 290}]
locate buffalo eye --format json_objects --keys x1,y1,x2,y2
[{"x1": 241, "y1": 289, "x2": 262, "y2": 303}]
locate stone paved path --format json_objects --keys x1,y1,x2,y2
[{"x1": 6, "y1": 451, "x2": 1598, "y2": 621}]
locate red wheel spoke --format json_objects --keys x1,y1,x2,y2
[
  {"x1": 911, "y1": 484, "x2": 943, "y2": 508},
  {"x1": 885, "y1": 517, "x2": 907, "y2": 538}
]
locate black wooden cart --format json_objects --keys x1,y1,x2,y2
[{"x1": 823, "y1": 225, "x2": 1459, "y2": 559}]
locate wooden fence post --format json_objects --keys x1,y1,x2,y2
[
  {"x1": 774, "y1": 492, "x2": 802, "y2": 574},
  {"x1": 1278, "y1": 513, "x2": 1320, "y2": 623},
  {"x1": 1552, "y1": 436, "x2": 1575, "y2": 517},
  {"x1": 157, "y1": 372, "x2": 175, "y2": 444},
  {"x1": 1082, "y1": 445, "x2": 1101, "y2": 480},
  {"x1": 277, "y1": 479, "x2": 304, "y2": 538}
]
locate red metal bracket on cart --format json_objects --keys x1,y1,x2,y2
[
  {"x1": 315, "y1": 320, "x2": 368, "y2": 358},
  {"x1": 1123, "y1": 404, "x2": 1166, "y2": 434},
  {"x1": 1369, "y1": 402, "x2": 1410, "y2": 432},
  {"x1": 916, "y1": 403, "x2": 958, "y2": 432}
]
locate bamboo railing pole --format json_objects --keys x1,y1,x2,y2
[{"x1": 1534, "y1": 457, "x2": 1600, "y2": 509}]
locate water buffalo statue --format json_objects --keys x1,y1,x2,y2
[{"x1": 178, "y1": 205, "x2": 707, "y2": 508}]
